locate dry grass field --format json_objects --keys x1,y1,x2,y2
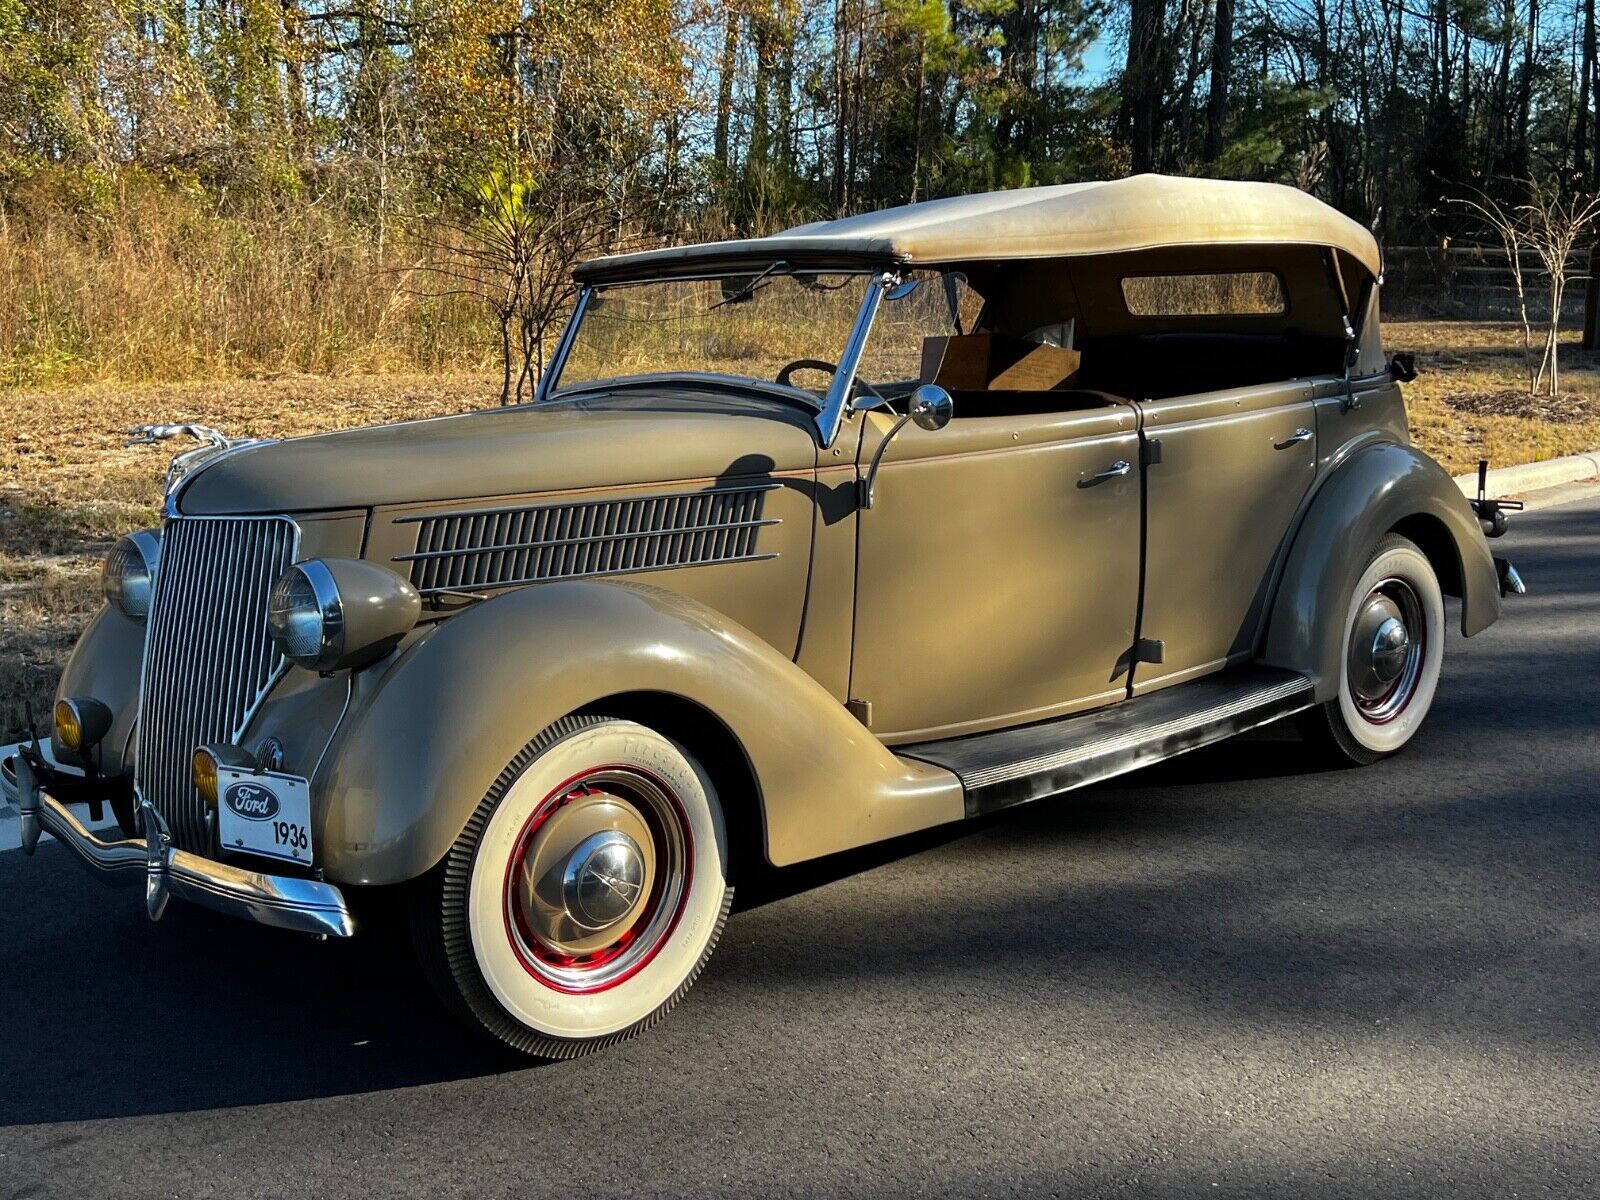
[{"x1": 3, "y1": 319, "x2": 1598, "y2": 743}]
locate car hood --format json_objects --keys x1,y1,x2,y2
[{"x1": 177, "y1": 386, "x2": 822, "y2": 516}]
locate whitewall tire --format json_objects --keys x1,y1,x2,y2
[
  {"x1": 1299, "y1": 533, "x2": 1445, "y2": 765},
  {"x1": 413, "y1": 714, "x2": 732, "y2": 1058}
]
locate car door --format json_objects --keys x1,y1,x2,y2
[
  {"x1": 1133, "y1": 380, "x2": 1318, "y2": 694},
  {"x1": 849, "y1": 400, "x2": 1142, "y2": 742}
]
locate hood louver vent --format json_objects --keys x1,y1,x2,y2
[{"x1": 397, "y1": 483, "x2": 779, "y2": 598}]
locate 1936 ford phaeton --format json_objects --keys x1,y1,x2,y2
[{"x1": 9, "y1": 175, "x2": 1520, "y2": 1057}]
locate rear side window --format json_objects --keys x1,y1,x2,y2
[{"x1": 1121, "y1": 271, "x2": 1286, "y2": 317}]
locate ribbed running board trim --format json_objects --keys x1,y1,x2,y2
[{"x1": 898, "y1": 665, "x2": 1315, "y2": 817}]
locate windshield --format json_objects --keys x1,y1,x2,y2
[{"x1": 550, "y1": 268, "x2": 981, "y2": 401}]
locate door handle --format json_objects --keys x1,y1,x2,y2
[
  {"x1": 1275, "y1": 427, "x2": 1314, "y2": 450},
  {"x1": 1079, "y1": 459, "x2": 1132, "y2": 487}
]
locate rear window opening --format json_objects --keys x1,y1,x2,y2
[{"x1": 1121, "y1": 271, "x2": 1287, "y2": 317}]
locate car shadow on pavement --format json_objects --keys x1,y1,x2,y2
[
  {"x1": 0, "y1": 853, "x2": 518, "y2": 1125},
  {"x1": 0, "y1": 729, "x2": 1319, "y2": 1126},
  {"x1": 734, "y1": 729, "x2": 1331, "y2": 913}
]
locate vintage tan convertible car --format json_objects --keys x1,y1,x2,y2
[{"x1": 9, "y1": 175, "x2": 1523, "y2": 1057}]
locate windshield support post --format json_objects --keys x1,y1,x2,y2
[
  {"x1": 816, "y1": 271, "x2": 896, "y2": 449},
  {"x1": 535, "y1": 285, "x2": 593, "y2": 404}
]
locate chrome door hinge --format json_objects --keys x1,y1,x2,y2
[{"x1": 1140, "y1": 437, "x2": 1163, "y2": 466}]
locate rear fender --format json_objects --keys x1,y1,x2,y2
[
  {"x1": 1261, "y1": 441, "x2": 1500, "y2": 701},
  {"x1": 318, "y1": 581, "x2": 963, "y2": 885}
]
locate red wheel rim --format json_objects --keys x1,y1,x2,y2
[
  {"x1": 501, "y1": 764, "x2": 693, "y2": 994},
  {"x1": 1350, "y1": 576, "x2": 1427, "y2": 726}
]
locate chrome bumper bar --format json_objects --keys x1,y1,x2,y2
[{"x1": 6, "y1": 750, "x2": 354, "y2": 938}]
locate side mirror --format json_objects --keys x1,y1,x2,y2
[
  {"x1": 858, "y1": 385, "x2": 955, "y2": 510},
  {"x1": 909, "y1": 384, "x2": 954, "y2": 431}
]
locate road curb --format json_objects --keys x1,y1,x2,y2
[{"x1": 1454, "y1": 449, "x2": 1600, "y2": 498}]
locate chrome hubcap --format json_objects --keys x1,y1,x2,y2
[
  {"x1": 1369, "y1": 616, "x2": 1411, "y2": 685},
  {"x1": 1347, "y1": 579, "x2": 1425, "y2": 723},
  {"x1": 561, "y1": 830, "x2": 647, "y2": 930},
  {"x1": 504, "y1": 769, "x2": 690, "y2": 992}
]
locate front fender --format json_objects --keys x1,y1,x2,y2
[
  {"x1": 52, "y1": 605, "x2": 145, "y2": 773},
  {"x1": 1261, "y1": 441, "x2": 1500, "y2": 701},
  {"x1": 317, "y1": 581, "x2": 963, "y2": 885}
]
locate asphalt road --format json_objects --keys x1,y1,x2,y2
[{"x1": 2, "y1": 494, "x2": 1596, "y2": 1200}]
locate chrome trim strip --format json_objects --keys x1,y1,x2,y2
[
  {"x1": 9, "y1": 755, "x2": 354, "y2": 938},
  {"x1": 393, "y1": 516, "x2": 781, "y2": 561},
  {"x1": 816, "y1": 270, "x2": 894, "y2": 449},
  {"x1": 162, "y1": 438, "x2": 278, "y2": 518},
  {"x1": 391, "y1": 481, "x2": 782, "y2": 525},
  {"x1": 411, "y1": 552, "x2": 778, "y2": 597}
]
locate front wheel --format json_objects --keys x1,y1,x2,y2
[
  {"x1": 412, "y1": 715, "x2": 732, "y2": 1058},
  {"x1": 1297, "y1": 533, "x2": 1445, "y2": 766}
]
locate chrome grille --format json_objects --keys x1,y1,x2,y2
[
  {"x1": 397, "y1": 484, "x2": 779, "y2": 597},
  {"x1": 135, "y1": 516, "x2": 298, "y2": 850}
]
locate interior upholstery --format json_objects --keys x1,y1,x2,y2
[{"x1": 1073, "y1": 331, "x2": 1346, "y2": 399}]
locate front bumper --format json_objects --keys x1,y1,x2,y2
[{"x1": 4, "y1": 748, "x2": 354, "y2": 939}]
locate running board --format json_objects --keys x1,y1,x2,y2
[{"x1": 898, "y1": 665, "x2": 1316, "y2": 817}]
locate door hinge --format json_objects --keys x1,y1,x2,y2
[
  {"x1": 846, "y1": 698, "x2": 872, "y2": 727},
  {"x1": 1133, "y1": 637, "x2": 1166, "y2": 664},
  {"x1": 1141, "y1": 437, "x2": 1163, "y2": 466}
]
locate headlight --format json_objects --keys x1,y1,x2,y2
[
  {"x1": 267, "y1": 558, "x2": 420, "y2": 673},
  {"x1": 103, "y1": 529, "x2": 162, "y2": 619}
]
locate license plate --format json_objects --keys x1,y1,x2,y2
[{"x1": 215, "y1": 769, "x2": 313, "y2": 866}]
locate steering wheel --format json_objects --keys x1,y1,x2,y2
[{"x1": 775, "y1": 359, "x2": 838, "y2": 388}]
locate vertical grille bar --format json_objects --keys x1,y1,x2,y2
[{"x1": 134, "y1": 516, "x2": 298, "y2": 851}]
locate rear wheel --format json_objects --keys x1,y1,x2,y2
[
  {"x1": 412, "y1": 715, "x2": 732, "y2": 1058},
  {"x1": 1297, "y1": 534, "x2": 1445, "y2": 766}
]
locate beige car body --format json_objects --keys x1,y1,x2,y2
[{"x1": 36, "y1": 175, "x2": 1502, "y2": 911}]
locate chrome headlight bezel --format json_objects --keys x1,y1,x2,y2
[
  {"x1": 102, "y1": 529, "x2": 163, "y2": 620},
  {"x1": 267, "y1": 560, "x2": 345, "y2": 673},
  {"x1": 267, "y1": 558, "x2": 420, "y2": 674}
]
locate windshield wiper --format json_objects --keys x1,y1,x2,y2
[{"x1": 708, "y1": 260, "x2": 788, "y2": 310}]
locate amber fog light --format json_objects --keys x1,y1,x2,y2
[
  {"x1": 54, "y1": 697, "x2": 112, "y2": 753},
  {"x1": 192, "y1": 747, "x2": 218, "y2": 806},
  {"x1": 192, "y1": 744, "x2": 252, "y2": 807}
]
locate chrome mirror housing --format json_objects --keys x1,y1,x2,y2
[{"x1": 909, "y1": 384, "x2": 954, "y2": 431}]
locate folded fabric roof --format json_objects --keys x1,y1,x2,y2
[{"x1": 574, "y1": 174, "x2": 1382, "y2": 285}]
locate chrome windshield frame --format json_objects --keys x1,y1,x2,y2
[
  {"x1": 815, "y1": 270, "x2": 894, "y2": 449},
  {"x1": 534, "y1": 284, "x2": 593, "y2": 404},
  {"x1": 537, "y1": 268, "x2": 896, "y2": 446}
]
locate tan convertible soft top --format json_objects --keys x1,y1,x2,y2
[{"x1": 575, "y1": 174, "x2": 1382, "y2": 284}]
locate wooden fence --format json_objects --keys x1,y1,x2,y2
[{"x1": 1381, "y1": 244, "x2": 1592, "y2": 321}]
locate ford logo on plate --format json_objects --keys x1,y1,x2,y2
[{"x1": 223, "y1": 782, "x2": 279, "y2": 821}]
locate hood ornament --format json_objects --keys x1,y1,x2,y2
[
  {"x1": 125, "y1": 422, "x2": 234, "y2": 450},
  {"x1": 126, "y1": 423, "x2": 275, "y2": 497}
]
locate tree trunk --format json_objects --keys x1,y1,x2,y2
[
  {"x1": 832, "y1": 0, "x2": 849, "y2": 210},
  {"x1": 1582, "y1": 0, "x2": 1598, "y2": 184},
  {"x1": 714, "y1": 2, "x2": 739, "y2": 170},
  {"x1": 1204, "y1": 0, "x2": 1235, "y2": 163},
  {"x1": 1123, "y1": 0, "x2": 1167, "y2": 172}
]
